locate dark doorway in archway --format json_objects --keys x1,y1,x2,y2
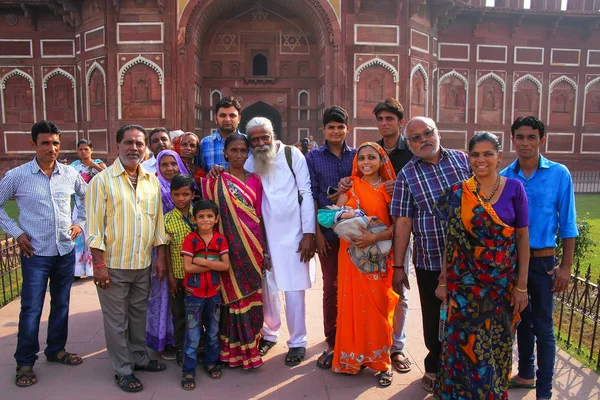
[{"x1": 240, "y1": 101, "x2": 283, "y2": 140}]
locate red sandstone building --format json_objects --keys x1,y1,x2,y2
[{"x1": 0, "y1": 0, "x2": 599, "y2": 174}]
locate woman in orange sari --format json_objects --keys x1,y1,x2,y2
[{"x1": 332, "y1": 142, "x2": 399, "y2": 387}]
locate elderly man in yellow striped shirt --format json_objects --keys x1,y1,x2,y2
[{"x1": 86, "y1": 124, "x2": 170, "y2": 393}]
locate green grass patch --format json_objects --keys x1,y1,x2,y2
[
  {"x1": 0, "y1": 267, "x2": 22, "y2": 308},
  {"x1": 575, "y1": 194, "x2": 600, "y2": 280},
  {"x1": 0, "y1": 199, "x2": 19, "y2": 235}
]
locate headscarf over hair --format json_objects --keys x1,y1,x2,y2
[
  {"x1": 156, "y1": 150, "x2": 190, "y2": 213},
  {"x1": 175, "y1": 132, "x2": 200, "y2": 159},
  {"x1": 351, "y1": 142, "x2": 396, "y2": 182}
]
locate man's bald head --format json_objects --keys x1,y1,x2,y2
[
  {"x1": 403, "y1": 117, "x2": 437, "y2": 138},
  {"x1": 403, "y1": 116, "x2": 441, "y2": 162}
]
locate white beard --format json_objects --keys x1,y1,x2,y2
[{"x1": 251, "y1": 142, "x2": 277, "y2": 175}]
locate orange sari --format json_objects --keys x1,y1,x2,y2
[{"x1": 332, "y1": 142, "x2": 399, "y2": 374}]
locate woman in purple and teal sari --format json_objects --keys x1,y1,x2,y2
[
  {"x1": 434, "y1": 132, "x2": 530, "y2": 399},
  {"x1": 202, "y1": 133, "x2": 270, "y2": 369},
  {"x1": 147, "y1": 150, "x2": 192, "y2": 360}
]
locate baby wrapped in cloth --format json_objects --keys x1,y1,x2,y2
[{"x1": 318, "y1": 207, "x2": 392, "y2": 274}]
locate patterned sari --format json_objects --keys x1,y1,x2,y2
[
  {"x1": 332, "y1": 142, "x2": 399, "y2": 374},
  {"x1": 202, "y1": 172, "x2": 265, "y2": 369},
  {"x1": 434, "y1": 176, "x2": 520, "y2": 399}
]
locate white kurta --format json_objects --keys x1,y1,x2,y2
[{"x1": 245, "y1": 142, "x2": 316, "y2": 292}]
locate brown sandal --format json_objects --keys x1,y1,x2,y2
[
  {"x1": 15, "y1": 366, "x2": 37, "y2": 387},
  {"x1": 391, "y1": 351, "x2": 412, "y2": 373}
]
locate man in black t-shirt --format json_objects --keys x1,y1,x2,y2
[{"x1": 373, "y1": 98, "x2": 413, "y2": 374}]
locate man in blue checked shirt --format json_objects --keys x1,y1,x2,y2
[
  {"x1": 198, "y1": 96, "x2": 243, "y2": 171},
  {"x1": 502, "y1": 116, "x2": 578, "y2": 400},
  {"x1": 0, "y1": 121, "x2": 88, "y2": 388}
]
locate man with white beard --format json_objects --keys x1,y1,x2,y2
[{"x1": 209, "y1": 116, "x2": 316, "y2": 366}]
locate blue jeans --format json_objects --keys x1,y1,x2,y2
[
  {"x1": 517, "y1": 256, "x2": 556, "y2": 399},
  {"x1": 182, "y1": 293, "x2": 221, "y2": 377},
  {"x1": 15, "y1": 250, "x2": 75, "y2": 367}
]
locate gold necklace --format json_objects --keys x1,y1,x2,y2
[{"x1": 366, "y1": 176, "x2": 382, "y2": 187}]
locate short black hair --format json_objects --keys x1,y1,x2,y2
[
  {"x1": 323, "y1": 105, "x2": 349, "y2": 126},
  {"x1": 511, "y1": 116, "x2": 546, "y2": 139},
  {"x1": 147, "y1": 127, "x2": 169, "y2": 143},
  {"x1": 373, "y1": 98, "x2": 405, "y2": 121},
  {"x1": 77, "y1": 138, "x2": 93, "y2": 149},
  {"x1": 215, "y1": 96, "x2": 241, "y2": 115},
  {"x1": 193, "y1": 199, "x2": 219, "y2": 217},
  {"x1": 224, "y1": 133, "x2": 249, "y2": 150},
  {"x1": 469, "y1": 132, "x2": 501, "y2": 152},
  {"x1": 170, "y1": 174, "x2": 196, "y2": 192},
  {"x1": 116, "y1": 125, "x2": 148, "y2": 144},
  {"x1": 31, "y1": 120, "x2": 60, "y2": 144}
]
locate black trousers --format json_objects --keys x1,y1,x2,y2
[
  {"x1": 415, "y1": 268, "x2": 442, "y2": 374},
  {"x1": 169, "y1": 278, "x2": 186, "y2": 349}
]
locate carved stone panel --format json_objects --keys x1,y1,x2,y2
[
  {"x1": 477, "y1": 79, "x2": 502, "y2": 124},
  {"x1": 121, "y1": 64, "x2": 161, "y2": 119},
  {"x1": 89, "y1": 69, "x2": 106, "y2": 121},
  {"x1": 2, "y1": 75, "x2": 34, "y2": 124},
  {"x1": 584, "y1": 81, "x2": 600, "y2": 126},
  {"x1": 356, "y1": 65, "x2": 396, "y2": 119},
  {"x1": 513, "y1": 79, "x2": 540, "y2": 120},
  {"x1": 549, "y1": 81, "x2": 575, "y2": 126},
  {"x1": 410, "y1": 72, "x2": 426, "y2": 118},
  {"x1": 45, "y1": 74, "x2": 75, "y2": 123},
  {"x1": 439, "y1": 76, "x2": 466, "y2": 123}
]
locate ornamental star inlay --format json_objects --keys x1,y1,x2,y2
[
  {"x1": 252, "y1": 10, "x2": 268, "y2": 23},
  {"x1": 283, "y1": 34, "x2": 303, "y2": 51},
  {"x1": 218, "y1": 33, "x2": 236, "y2": 51}
]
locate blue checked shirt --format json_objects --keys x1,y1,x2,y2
[
  {"x1": 501, "y1": 155, "x2": 578, "y2": 249},
  {"x1": 0, "y1": 159, "x2": 87, "y2": 256},
  {"x1": 197, "y1": 129, "x2": 243, "y2": 171},
  {"x1": 390, "y1": 148, "x2": 471, "y2": 271},
  {"x1": 306, "y1": 141, "x2": 357, "y2": 241}
]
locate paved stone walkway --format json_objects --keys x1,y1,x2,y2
[{"x1": 0, "y1": 267, "x2": 598, "y2": 399}]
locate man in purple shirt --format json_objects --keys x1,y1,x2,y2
[
  {"x1": 390, "y1": 117, "x2": 471, "y2": 393},
  {"x1": 306, "y1": 106, "x2": 356, "y2": 369}
]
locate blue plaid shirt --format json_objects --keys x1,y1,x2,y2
[
  {"x1": 0, "y1": 159, "x2": 88, "y2": 256},
  {"x1": 197, "y1": 129, "x2": 242, "y2": 171},
  {"x1": 390, "y1": 148, "x2": 471, "y2": 270},
  {"x1": 306, "y1": 141, "x2": 357, "y2": 240}
]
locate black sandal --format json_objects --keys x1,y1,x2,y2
[
  {"x1": 377, "y1": 370, "x2": 393, "y2": 387},
  {"x1": 134, "y1": 359, "x2": 167, "y2": 372},
  {"x1": 258, "y1": 339, "x2": 276, "y2": 356},
  {"x1": 284, "y1": 347, "x2": 306, "y2": 367},
  {"x1": 316, "y1": 350, "x2": 334, "y2": 369},
  {"x1": 15, "y1": 366, "x2": 37, "y2": 387},
  {"x1": 115, "y1": 374, "x2": 143, "y2": 392},
  {"x1": 46, "y1": 351, "x2": 83, "y2": 366},
  {"x1": 204, "y1": 364, "x2": 222, "y2": 380},
  {"x1": 181, "y1": 374, "x2": 196, "y2": 391}
]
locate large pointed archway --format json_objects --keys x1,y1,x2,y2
[
  {"x1": 240, "y1": 101, "x2": 282, "y2": 137},
  {"x1": 175, "y1": 0, "x2": 342, "y2": 144}
]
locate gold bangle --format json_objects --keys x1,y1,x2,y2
[
  {"x1": 438, "y1": 283, "x2": 447, "y2": 287},
  {"x1": 515, "y1": 286, "x2": 527, "y2": 293}
]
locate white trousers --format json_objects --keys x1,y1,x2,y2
[{"x1": 261, "y1": 290, "x2": 307, "y2": 348}]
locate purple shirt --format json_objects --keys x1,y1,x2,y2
[
  {"x1": 492, "y1": 178, "x2": 529, "y2": 228},
  {"x1": 390, "y1": 148, "x2": 472, "y2": 271},
  {"x1": 306, "y1": 141, "x2": 357, "y2": 241}
]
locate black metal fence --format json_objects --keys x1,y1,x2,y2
[
  {"x1": 0, "y1": 233, "x2": 21, "y2": 308},
  {"x1": 554, "y1": 263, "x2": 600, "y2": 370}
]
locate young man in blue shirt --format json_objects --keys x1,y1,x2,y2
[
  {"x1": 501, "y1": 116, "x2": 578, "y2": 400},
  {"x1": 306, "y1": 106, "x2": 356, "y2": 369}
]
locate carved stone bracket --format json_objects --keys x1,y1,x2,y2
[
  {"x1": 354, "y1": 0, "x2": 360, "y2": 13},
  {"x1": 409, "y1": 0, "x2": 427, "y2": 18},
  {"x1": 112, "y1": 0, "x2": 120, "y2": 13},
  {"x1": 510, "y1": 13, "x2": 525, "y2": 38},
  {"x1": 547, "y1": 16, "x2": 562, "y2": 40},
  {"x1": 20, "y1": 3, "x2": 37, "y2": 30},
  {"x1": 472, "y1": 11, "x2": 486, "y2": 36},
  {"x1": 157, "y1": 0, "x2": 163, "y2": 13}
]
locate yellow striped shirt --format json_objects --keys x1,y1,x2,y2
[{"x1": 85, "y1": 157, "x2": 169, "y2": 270}]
